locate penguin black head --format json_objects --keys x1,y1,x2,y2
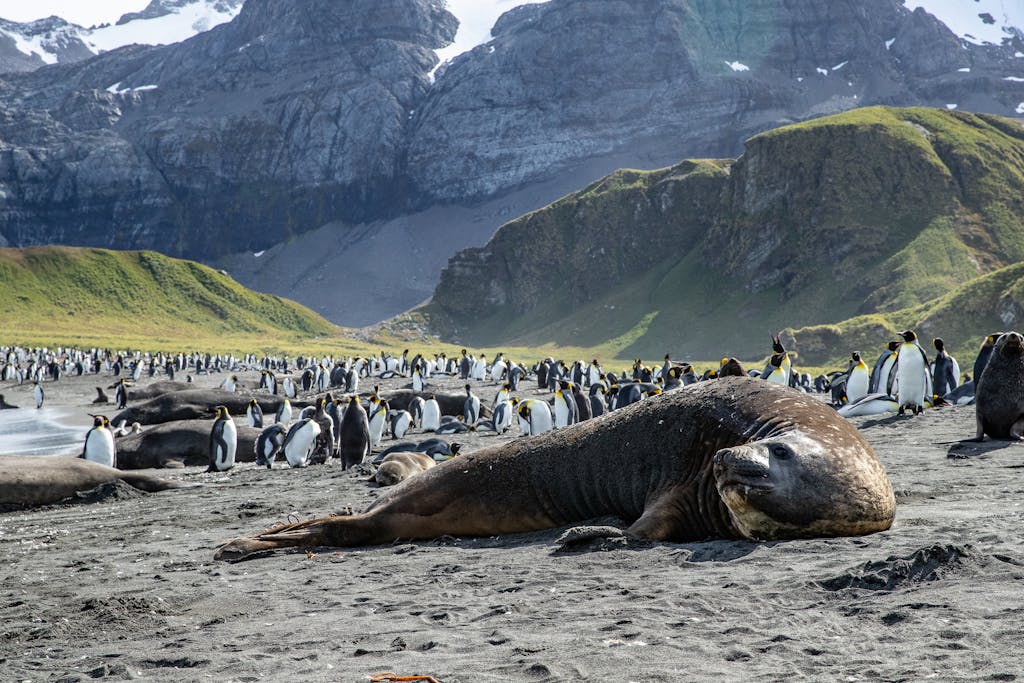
[
  {"x1": 900, "y1": 330, "x2": 917, "y2": 343},
  {"x1": 933, "y1": 338, "x2": 945, "y2": 352},
  {"x1": 887, "y1": 341, "x2": 901, "y2": 352},
  {"x1": 91, "y1": 415, "x2": 104, "y2": 427},
  {"x1": 348, "y1": 395, "x2": 360, "y2": 405},
  {"x1": 851, "y1": 352, "x2": 861, "y2": 363},
  {"x1": 450, "y1": 443, "x2": 462, "y2": 456},
  {"x1": 771, "y1": 334, "x2": 786, "y2": 354}
]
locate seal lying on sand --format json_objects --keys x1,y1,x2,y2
[
  {"x1": 115, "y1": 420, "x2": 261, "y2": 469},
  {"x1": 216, "y1": 377, "x2": 895, "y2": 561},
  {"x1": 0, "y1": 455, "x2": 185, "y2": 508},
  {"x1": 373, "y1": 451, "x2": 436, "y2": 487},
  {"x1": 114, "y1": 390, "x2": 307, "y2": 427}
]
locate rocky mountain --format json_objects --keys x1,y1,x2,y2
[
  {"x1": 0, "y1": 0, "x2": 1022, "y2": 327},
  {"x1": 421, "y1": 107, "x2": 1024, "y2": 362},
  {"x1": 0, "y1": 0, "x2": 243, "y2": 73}
]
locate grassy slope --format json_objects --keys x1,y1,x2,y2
[
  {"x1": 421, "y1": 107, "x2": 1024, "y2": 364},
  {"x1": 0, "y1": 247, "x2": 341, "y2": 352}
]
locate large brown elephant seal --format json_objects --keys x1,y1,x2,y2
[
  {"x1": 0, "y1": 455, "x2": 186, "y2": 508},
  {"x1": 974, "y1": 331, "x2": 1024, "y2": 440},
  {"x1": 216, "y1": 377, "x2": 895, "y2": 561}
]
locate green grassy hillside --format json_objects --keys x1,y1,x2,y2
[
  {"x1": 0, "y1": 247, "x2": 338, "y2": 350},
  {"x1": 422, "y1": 107, "x2": 1024, "y2": 361}
]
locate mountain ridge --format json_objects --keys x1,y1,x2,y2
[
  {"x1": 0, "y1": 0, "x2": 1022, "y2": 327},
  {"x1": 419, "y1": 106, "x2": 1024, "y2": 362}
]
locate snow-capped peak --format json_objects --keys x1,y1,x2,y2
[
  {"x1": 0, "y1": 0, "x2": 242, "y2": 72},
  {"x1": 904, "y1": 0, "x2": 1024, "y2": 46}
]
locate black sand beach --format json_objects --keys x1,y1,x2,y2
[{"x1": 1, "y1": 370, "x2": 1022, "y2": 681}]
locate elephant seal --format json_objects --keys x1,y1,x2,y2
[
  {"x1": 114, "y1": 389, "x2": 309, "y2": 427},
  {"x1": 115, "y1": 419, "x2": 262, "y2": 469},
  {"x1": 974, "y1": 331, "x2": 1024, "y2": 440},
  {"x1": 215, "y1": 377, "x2": 895, "y2": 561},
  {"x1": 373, "y1": 452, "x2": 436, "y2": 487},
  {"x1": 0, "y1": 455, "x2": 185, "y2": 509}
]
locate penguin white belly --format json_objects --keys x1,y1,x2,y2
[
  {"x1": 846, "y1": 370, "x2": 869, "y2": 404},
  {"x1": 413, "y1": 374, "x2": 424, "y2": 392},
  {"x1": 422, "y1": 402, "x2": 441, "y2": 431},
  {"x1": 84, "y1": 428, "x2": 116, "y2": 468},
  {"x1": 392, "y1": 412, "x2": 411, "y2": 439},
  {"x1": 838, "y1": 395, "x2": 898, "y2": 417},
  {"x1": 494, "y1": 401, "x2": 512, "y2": 432},
  {"x1": 284, "y1": 422, "x2": 319, "y2": 468},
  {"x1": 766, "y1": 369, "x2": 788, "y2": 386},
  {"x1": 554, "y1": 396, "x2": 571, "y2": 428},
  {"x1": 369, "y1": 412, "x2": 386, "y2": 448},
  {"x1": 896, "y1": 350, "x2": 927, "y2": 410},
  {"x1": 212, "y1": 420, "x2": 238, "y2": 470},
  {"x1": 528, "y1": 401, "x2": 553, "y2": 435}
]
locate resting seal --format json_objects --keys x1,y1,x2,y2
[
  {"x1": 215, "y1": 377, "x2": 895, "y2": 561},
  {"x1": 373, "y1": 451, "x2": 436, "y2": 487},
  {"x1": 0, "y1": 455, "x2": 185, "y2": 508},
  {"x1": 974, "y1": 331, "x2": 1024, "y2": 440}
]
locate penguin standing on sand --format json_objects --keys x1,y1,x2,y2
[
  {"x1": 246, "y1": 399, "x2": 264, "y2": 428},
  {"x1": 309, "y1": 399, "x2": 335, "y2": 464},
  {"x1": 894, "y1": 330, "x2": 930, "y2": 415},
  {"x1": 275, "y1": 398, "x2": 292, "y2": 425},
  {"x1": 208, "y1": 405, "x2": 237, "y2": 472},
  {"x1": 422, "y1": 396, "x2": 441, "y2": 432},
  {"x1": 463, "y1": 384, "x2": 481, "y2": 426},
  {"x1": 932, "y1": 338, "x2": 960, "y2": 398},
  {"x1": 845, "y1": 352, "x2": 870, "y2": 404},
  {"x1": 554, "y1": 380, "x2": 579, "y2": 428},
  {"x1": 390, "y1": 410, "x2": 413, "y2": 439},
  {"x1": 33, "y1": 381, "x2": 44, "y2": 409},
  {"x1": 338, "y1": 395, "x2": 371, "y2": 469},
  {"x1": 870, "y1": 341, "x2": 901, "y2": 394},
  {"x1": 82, "y1": 415, "x2": 116, "y2": 468},
  {"x1": 114, "y1": 379, "x2": 128, "y2": 410},
  {"x1": 254, "y1": 424, "x2": 286, "y2": 468},
  {"x1": 493, "y1": 398, "x2": 513, "y2": 434},
  {"x1": 367, "y1": 397, "x2": 388, "y2": 449},
  {"x1": 408, "y1": 396, "x2": 425, "y2": 428}
]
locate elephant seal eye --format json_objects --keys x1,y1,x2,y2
[{"x1": 771, "y1": 445, "x2": 791, "y2": 460}]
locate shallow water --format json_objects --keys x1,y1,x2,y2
[{"x1": 0, "y1": 407, "x2": 89, "y2": 456}]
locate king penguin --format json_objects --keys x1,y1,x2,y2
[
  {"x1": 114, "y1": 378, "x2": 128, "y2": 410},
  {"x1": 845, "y1": 352, "x2": 870, "y2": 404},
  {"x1": 246, "y1": 399, "x2": 264, "y2": 428},
  {"x1": 422, "y1": 395, "x2": 441, "y2": 432},
  {"x1": 282, "y1": 417, "x2": 320, "y2": 468},
  {"x1": 82, "y1": 415, "x2": 116, "y2": 468},
  {"x1": 931, "y1": 338, "x2": 960, "y2": 398},
  {"x1": 463, "y1": 384, "x2": 481, "y2": 426},
  {"x1": 33, "y1": 381, "x2": 44, "y2": 410},
  {"x1": 274, "y1": 398, "x2": 292, "y2": 425},
  {"x1": 254, "y1": 424, "x2": 286, "y2": 468},
  {"x1": 338, "y1": 395, "x2": 371, "y2": 469},
  {"x1": 207, "y1": 405, "x2": 237, "y2": 472},
  {"x1": 894, "y1": 330, "x2": 930, "y2": 415},
  {"x1": 517, "y1": 399, "x2": 553, "y2": 436}
]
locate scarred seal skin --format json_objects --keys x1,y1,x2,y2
[{"x1": 216, "y1": 377, "x2": 895, "y2": 561}]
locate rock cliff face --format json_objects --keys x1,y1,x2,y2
[{"x1": 0, "y1": 0, "x2": 1022, "y2": 324}]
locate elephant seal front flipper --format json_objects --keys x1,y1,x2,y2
[
  {"x1": 0, "y1": 455, "x2": 187, "y2": 508},
  {"x1": 216, "y1": 377, "x2": 895, "y2": 561}
]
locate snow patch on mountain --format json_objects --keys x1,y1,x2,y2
[
  {"x1": 0, "y1": 0, "x2": 241, "y2": 70},
  {"x1": 433, "y1": 0, "x2": 549, "y2": 72},
  {"x1": 904, "y1": 0, "x2": 1024, "y2": 45}
]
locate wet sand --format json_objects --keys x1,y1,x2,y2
[{"x1": 1, "y1": 369, "x2": 1022, "y2": 681}]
